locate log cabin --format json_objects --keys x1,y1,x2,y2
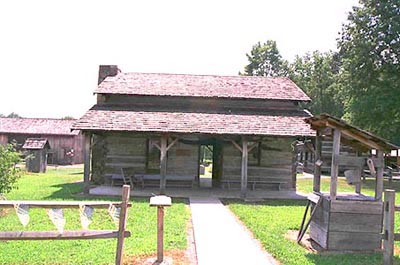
[
  {"x1": 73, "y1": 65, "x2": 315, "y2": 195},
  {"x1": 0, "y1": 118, "x2": 84, "y2": 165}
]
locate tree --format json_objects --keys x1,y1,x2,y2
[
  {"x1": 61, "y1": 116, "x2": 75, "y2": 120},
  {"x1": 242, "y1": 40, "x2": 288, "y2": 77},
  {"x1": 338, "y1": 0, "x2": 400, "y2": 145},
  {"x1": 0, "y1": 144, "x2": 21, "y2": 195},
  {"x1": 7, "y1": 112, "x2": 21, "y2": 118},
  {"x1": 288, "y1": 51, "x2": 344, "y2": 117}
]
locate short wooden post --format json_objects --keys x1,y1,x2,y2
[
  {"x1": 150, "y1": 195, "x2": 172, "y2": 263},
  {"x1": 83, "y1": 133, "x2": 91, "y2": 194},
  {"x1": 330, "y1": 129, "x2": 341, "y2": 200},
  {"x1": 115, "y1": 185, "x2": 130, "y2": 265},
  {"x1": 313, "y1": 131, "x2": 322, "y2": 192},
  {"x1": 383, "y1": 189, "x2": 395, "y2": 265},
  {"x1": 241, "y1": 138, "x2": 248, "y2": 198},
  {"x1": 160, "y1": 135, "x2": 168, "y2": 194},
  {"x1": 375, "y1": 150, "x2": 384, "y2": 201}
]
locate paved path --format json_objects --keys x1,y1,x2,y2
[{"x1": 190, "y1": 197, "x2": 277, "y2": 265}]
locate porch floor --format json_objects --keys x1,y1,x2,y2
[{"x1": 89, "y1": 185, "x2": 307, "y2": 200}]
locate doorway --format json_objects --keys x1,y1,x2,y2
[{"x1": 199, "y1": 145, "x2": 213, "y2": 188}]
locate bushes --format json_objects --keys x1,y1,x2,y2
[{"x1": 0, "y1": 144, "x2": 21, "y2": 195}]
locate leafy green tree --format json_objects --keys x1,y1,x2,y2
[
  {"x1": 242, "y1": 40, "x2": 288, "y2": 77},
  {"x1": 0, "y1": 144, "x2": 21, "y2": 195},
  {"x1": 338, "y1": 0, "x2": 400, "y2": 145},
  {"x1": 288, "y1": 51, "x2": 344, "y2": 117}
]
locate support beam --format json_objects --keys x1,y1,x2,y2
[
  {"x1": 83, "y1": 133, "x2": 91, "y2": 194},
  {"x1": 375, "y1": 150, "x2": 384, "y2": 201},
  {"x1": 160, "y1": 135, "x2": 168, "y2": 194},
  {"x1": 313, "y1": 131, "x2": 322, "y2": 192},
  {"x1": 241, "y1": 138, "x2": 248, "y2": 198},
  {"x1": 330, "y1": 129, "x2": 341, "y2": 200}
]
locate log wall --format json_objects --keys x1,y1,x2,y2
[{"x1": 222, "y1": 137, "x2": 295, "y2": 190}]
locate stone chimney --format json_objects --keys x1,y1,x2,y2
[{"x1": 98, "y1": 65, "x2": 119, "y2": 85}]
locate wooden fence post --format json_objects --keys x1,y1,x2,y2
[
  {"x1": 115, "y1": 185, "x2": 130, "y2": 265},
  {"x1": 383, "y1": 189, "x2": 395, "y2": 265}
]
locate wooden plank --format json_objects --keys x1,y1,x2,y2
[
  {"x1": 330, "y1": 129, "x2": 341, "y2": 200},
  {"x1": 383, "y1": 189, "x2": 395, "y2": 265},
  {"x1": 328, "y1": 231, "x2": 382, "y2": 251},
  {"x1": 330, "y1": 200, "x2": 383, "y2": 215},
  {"x1": 115, "y1": 185, "x2": 130, "y2": 265},
  {"x1": 0, "y1": 230, "x2": 131, "y2": 240},
  {"x1": 241, "y1": 138, "x2": 248, "y2": 198},
  {"x1": 310, "y1": 221, "x2": 328, "y2": 249},
  {"x1": 157, "y1": 207, "x2": 165, "y2": 262},
  {"x1": 336, "y1": 154, "x2": 365, "y2": 167},
  {"x1": 313, "y1": 131, "x2": 322, "y2": 192},
  {"x1": 0, "y1": 201, "x2": 131, "y2": 209},
  {"x1": 83, "y1": 133, "x2": 91, "y2": 194},
  {"x1": 329, "y1": 212, "x2": 382, "y2": 233},
  {"x1": 375, "y1": 150, "x2": 384, "y2": 200},
  {"x1": 160, "y1": 135, "x2": 168, "y2": 194}
]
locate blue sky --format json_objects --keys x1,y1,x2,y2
[{"x1": 0, "y1": 0, "x2": 358, "y2": 118}]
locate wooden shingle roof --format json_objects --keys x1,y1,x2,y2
[
  {"x1": 0, "y1": 118, "x2": 79, "y2": 136},
  {"x1": 22, "y1": 138, "x2": 50, "y2": 150},
  {"x1": 95, "y1": 72, "x2": 311, "y2": 101},
  {"x1": 72, "y1": 104, "x2": 315, "y2": 137}
]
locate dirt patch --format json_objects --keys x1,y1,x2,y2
[
  {"x1": 0, "y1": 208, "x2": 11, "y2": 217},
  {"x1": 124, "y1": 250, "x2": 191, "y2": 265}
]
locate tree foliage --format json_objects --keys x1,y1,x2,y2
[
  {"x1": 338, "y1": 0, "x2": 400, "y2": 145},
  {"x1": 0, "y1": 144, "x2": 21, "y2": 195},
  {"x1": 7, "y1": 112, "x2": 21, "y2": 118},
  {"x1": 242, "y1": 40, "x2": 288, "y2": 77},
  {"x1": 288, "y1": 51, "x2": 344, "y2": 117}
]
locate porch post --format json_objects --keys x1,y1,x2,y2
[
  {"x1": 330, "y1": 129, "x2": 341, "y2": 200},
  {"x1": 160, "y1": 135, "x2": 168, "y2": 194},
  {"x1": 313, "y1": 130, "x2": 322, "y2": 192},
  {"x1": 83, "y1": 133, "x2": 91, "y2": 194},
  {"x1": 241, "y1": 138, "x2": 248, "y2": 198},
  {"x1": 375, "y1": 150, "x2": 384, "y2": 200}
]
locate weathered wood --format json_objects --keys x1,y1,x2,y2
[
  {"x1": 0, "y1": 230, "x2": 131, "y2": 240},
  {"x1": 329, "y1": 212, "x2": 382, "y2": 232},
  {"x1": 330, "y1": 200, "x2": 383, "y2": 215},
  {"x1": 160, "y1": 135, "x2": 168, "y2": 194},
  {"x1": 310, "y1": 221, "x2": 328, "y2": 248},
  {"x1": 327, "y1": 231, "x2": 382, "y2": 251},
  {"x1": 115, "y1": 185, "x2": 130, "y2": 265},
  {"x1": 383, "y1": 189, "x2": 395, "y2": 265},
  {"x1": 297, "y1": 196, "x2": 321, "y2": 242},
  {"x1": 313, "y1": 131, "x2": 322, "y2": 192},
  {"x1": 375, "y1": 150, "x2": 384, "y2": 201},
  {"x1": 83, "y1": 133, "x2": 91, "y2": 194},
  {"x1": 0, "y1": 200, "x2": 130, "y2": 209},
  {"x1": 241, "y1": 138, "x2": 248, "y2": 198},
  {"x1": 330, "y1": 129, "x2": 341, "y2": 200},
  {"x1": 157, "y1": 207, "x2": 165, "y2": 262},
  {"x1": 336, "y1": 154, "x2": 365, "y2": 167}
]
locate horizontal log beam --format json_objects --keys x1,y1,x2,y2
[
  {"x1": 0, "y1": 230, "x2": 131, "y2": 240},
  {"x1": 0, "y1": 201, "x2": 132, "y2": 209}
]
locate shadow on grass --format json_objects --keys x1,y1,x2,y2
[
  {"x1": 303, "y1": 252, "x2": 387, "y2": 265},
  {"x1": 222, "y1": 199, "x2": 307, "y2": 207},
  {"x1": 44, "y1": 182, "x2": 84, "y2": 200}
]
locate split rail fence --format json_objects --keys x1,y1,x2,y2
[{"x1": 0, "y1": 185, "x2": 131, "y2": 265}]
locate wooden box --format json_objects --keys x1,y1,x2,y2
[{"x1": 310, "y1": 193, "x2": 383, "y2": 251}]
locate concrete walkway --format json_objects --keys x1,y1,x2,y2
[{"x1": 190, "y1": 197, "x2": 278, "y2": 265}]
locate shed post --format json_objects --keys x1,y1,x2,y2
[
  {"x1": 115, "y1": 185, "x2": 130, "y2": 265},
  {"x1": 313, "y1": 130, "x2": 322, "y2": 192},
  {"x1": 83, "y1": 133, "x2": 91, "y2": 194},
  {"x1": 241, "y1": 138, "x2": 248, "y2": 198},
  {"x1": 383, "y1": 189, "x2": 395, "y2": 265},
  {"x1": 160, "y1": 135, "x2": 168, "y2": 194},
  {"x1": 375, "y1": 150, "x2": 384, "y2": 201},
  {"x1": 330, "y1": 129, "x2": 341, "y2": 200}
]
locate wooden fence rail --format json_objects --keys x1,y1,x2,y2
[{"x1": 0, "y1": 185, "x2": 131, "y2": 265}]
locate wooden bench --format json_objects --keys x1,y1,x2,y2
[
  {"x1": 221, "y1": 179, "x2": 287, "y2": 191},
  {"x1": 134, "y1": 174, "x2": 196, "y2": 188}
]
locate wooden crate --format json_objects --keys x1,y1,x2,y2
[{"x1": 310, "y1": 194, "x2": 383, "y2": 251}]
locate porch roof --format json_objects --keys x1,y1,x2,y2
[
  {"x1": 72, "y1": 104, "x2": 315, "y2": 137},
  {"x1": 96, "y1": 72, "x2": 311, "y2": 102}
]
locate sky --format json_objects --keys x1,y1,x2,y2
[{"x1": 0, "y1": 0, "x2": 359, "y2": 119}]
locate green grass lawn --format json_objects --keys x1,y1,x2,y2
[
  {"x1": 227, "y1": 176, "x2": 400, "y2": 265},
  {"x1": 0, "y1": 167, "x2": 189, "y2": 264}
]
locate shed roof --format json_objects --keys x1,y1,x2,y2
[
  {"x1": 96, "y1": 72, "x2": 311, "y2": 101},
  {"x1": 0, "y1": 118, "x2": 79, "y2": 136},
  {"x1": 72, "y1": 104, "x2": 315, "y2": 137},
  {"x1": 305, "y1": 114, "x2": 399, "y2": 151},
  {"x1": 22, "y1": 138, "x2": 50, "y2": 150}
]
